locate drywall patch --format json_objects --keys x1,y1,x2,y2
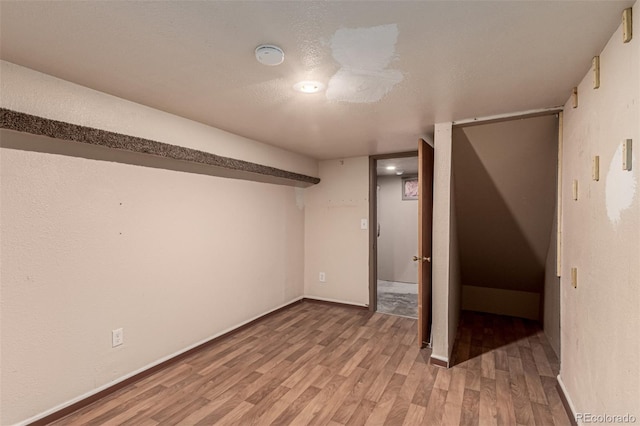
[
  {"x1": 326, "y1": 24, "x2": 403, "y2": 103},
  {"x1": 605, "y1": 143, "x2": 636, "y2": 224}
]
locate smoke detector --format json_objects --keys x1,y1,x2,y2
[{"x1": 255, "y1": 45, "x2": 284, "y2": 66}]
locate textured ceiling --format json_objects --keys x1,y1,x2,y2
[
  {"x1": 0, "y1": 1, "x2": 633, "y2": 160},
  {"x1": 377, "y1": 157, "x2": 418, "y2": 176}
]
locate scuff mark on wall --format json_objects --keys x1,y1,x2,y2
[
  {"x1": 605, "y1": 142, "x2": 636, "y2": 224},
  {"x1": 326, "y1": 24, "x2": 403, "y2": 103}
]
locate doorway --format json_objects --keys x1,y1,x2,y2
[
  {"x1": 369, "y1": 141, "x2": 434, "y2": 347},
  {"x1": 375, "y1": 155, "x2": 419, "y2": 318},
  {"x1": 449, "y1": 113, "x2": 561, "y2": 362}
]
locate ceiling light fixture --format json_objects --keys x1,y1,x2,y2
[
  {"x1": 396, "y1": 170, "x2": 404, "y2": 176},
  {"x1": 293, "y1": 81, "x2": 325, "y2": 94},
  {"x1": 255, "y1": 45, "x2": 284, "y2": 66},
  {"x1": 386, "y1": 166, "x2": 396, "y2": 170}
]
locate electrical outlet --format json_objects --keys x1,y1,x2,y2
[
  {"x1": 319, "y1": 272, "x2": 326, "y2": 282},
  {"x1": 112, "y1": 328, "x2": 124, "y2": 347},
  {"x1": 360, "y1": 218, "x2": 368, "y2": 230}
]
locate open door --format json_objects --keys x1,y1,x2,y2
[{"x1": 417, "y1": 139, "x2": 434, "y2": 347}]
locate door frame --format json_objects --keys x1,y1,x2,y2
[
  {"x1": 368, "y1": 151, "x2": 419, "y2": 312},
  {"x1": 451, "y1": 110, "x2": 562, "y2": 356}
]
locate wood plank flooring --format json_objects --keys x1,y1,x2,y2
[{"x1": 50, "y1": 303, "x2": 571, "y2": 425}]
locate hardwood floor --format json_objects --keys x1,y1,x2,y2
[{"x1": 50, "y1": 302, "x2": 571, "y2": 425}]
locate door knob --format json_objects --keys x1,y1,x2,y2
[{"x1": 412, "y1": 256, "x2": 431, "y2": 263}]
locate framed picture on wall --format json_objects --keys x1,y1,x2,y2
[{"x1": 402, "y1": 176, "x2": 419, "y2": 200}]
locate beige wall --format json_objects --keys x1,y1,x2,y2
[
  {"x1": 377, "y1": 175, "x2": 418, "y2": 284},
  {"x1": 559, "y1": 5, "x2": 639, "y2": 418},
  {"x1": 304, "y1": 157, "x2": 370, "y2": 306},
  {"x1": 0, "y1": 64, "x2": 314, "y2": 425}
]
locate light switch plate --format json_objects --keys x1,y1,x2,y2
[
  {"x1": 360, "y1": 218, "x2": 368, "y2": 230},
  {"x1": 112, "y1": 328, "x2": 124, "y2": 347}
]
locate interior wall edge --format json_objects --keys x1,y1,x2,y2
[
  {"x1": 431, "y1": 121, "x2": 454, "y2": 360},
  {"x1": 368, "y1": 156, "x2": 378, "y2": 311}
]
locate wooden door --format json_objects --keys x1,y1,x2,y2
[{"x1": 418, "y1": 139, "x2": 434, "y2": 347}]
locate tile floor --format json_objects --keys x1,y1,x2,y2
[{"x1": 376, "y1": 280, "x2": 418, "y2": 318}]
